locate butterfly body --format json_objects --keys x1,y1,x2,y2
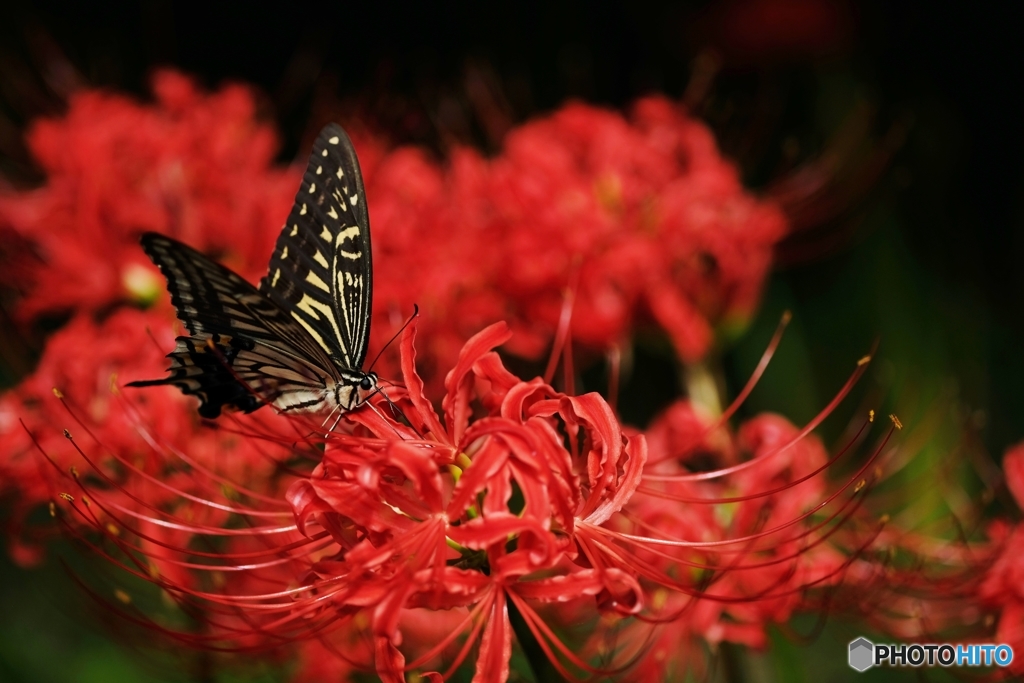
[{"x1": 129, "y1": 124, "x2": 377, "y2": 418}]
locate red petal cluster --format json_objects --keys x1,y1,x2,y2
[
  {"x1": 283, "y1": 320, "x2": 648, "y2": 681},
  {"x1": 0, "y1": 71, "x2": 296, "y2": 318},
  {"x1": 980, "y1": 443, "x2": 1024, "y2": 675},
  {"x1": 0, "y1": 306, "x2": 309, "y2": 563},
  {"x1": 601, "y1": 397, "x2": 883, "y2": 680},
  {"x1": 366, "y1": 98, "x2": 788, "y2": 374}
]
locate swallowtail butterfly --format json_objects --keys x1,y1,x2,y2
[{"x1": 128, "y1": 124, "x2": 377, "y2": 419}]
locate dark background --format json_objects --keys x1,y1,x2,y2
[{"x1": 1, "y1": 2, "x2": 1021, "y2": 681}]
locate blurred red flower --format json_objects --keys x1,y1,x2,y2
[
  {"x1": 707, "y1": 0, "x2": 854, "y2": 64},
  {"x1": 606, "y1": 395, "x2": 879, "y2": 680},
  {"x1": 0, "y1": 305, "x2": 311, "y2": 564},
  {"x1": 367, "y1": 97, "x2": 787, "y2": 372},
  {"x1": 0, "y1": 71, "x2": 296, "y2": 319},
  {"x1": 980, "y1": 443, "x2": 1024, "y2": 675}
]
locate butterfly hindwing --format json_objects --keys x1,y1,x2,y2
[
  {"x1": 259, "y1": 124, "x2": 373, "y2": 371},
  {"x1": 128, "y1": 233, "x2": 340, "y2": 417}
]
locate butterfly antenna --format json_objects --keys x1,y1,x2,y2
[{"x1": 367, "y1": 304, "x2": 420, "y2": 373}]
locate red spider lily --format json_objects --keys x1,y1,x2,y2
[
  {"x1": 980, "y1": 443, "x2": 1024, "y2": 675},
  {"x1": 0, "y1": 306, "x2": 319, "y2": 565},
  {"x1": 338, "y1": 96, "x2": 790, "y2": 387},
  {"x1": 31, "y1": 313, "x2": 893, "y2": 682},
  {"x1": 273, "y1": 320, "x2": 650, "y2": 681},
  {"x1": 596, "y1": 363, "x2": 895, "y2": 680},
  {"x1": 0, "y1": 71, "x2": 296, "y2": 319}
]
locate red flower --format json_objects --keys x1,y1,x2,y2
[
  {"x1": 980, "y1": 443, "x2": 1024, "y2": 674},
  {"x1": 33, "y1": 320, "x2": 645, "y2": 680},
  {"x1": 0, "y1": 305, "x2": 315, "y2": 565},
  {"x1": 0, "y1": 70, "x2": 296, "y2": 320},
  {"x1": 30, "y1": 315, "x2": 895, "y2": 682},
  {"x1": 283, "y1": 320, "x2": 648, "y2": 681}
]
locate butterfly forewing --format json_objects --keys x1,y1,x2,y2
[{"x1": 259, "y1": 124, "x2": 373, "y2": 370}]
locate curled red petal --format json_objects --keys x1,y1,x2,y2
[
  {"x1": 551, "y1": 393, "x2": 648, "y2": 524},
  {"x1": 442, "y1": 321, "x2": 513, "y2": 446},
  {"x1": 375, "y1": 636, "x2": 407, "y2": 683},
  {"x1": 450, "y1": 515, "x2": 562, "y2": 581},
  {"x1": 1005, "y1": 442, "x2": 1024, "y2": 510},
  {"x1": 400, "y1": 319, "x2": 448, "y2": 443},
  {"x1": 500, "y1": 378, "x2": 560, "y2": 424},
  {"x1": 472, "y1": 351, "x2": 521, "y2": 412},
  {"x1": 286, "y1": 479, "x2": 335, "y2": 537},
  {"x1": 514, "y1": 567, "x2": 642, "y2": 616},
  {"x1": 472, "y1": 589, "x2": 511, "y2": 683},
  {"x1": 583, "y1": 432, "x2": 647, "y2": 525}
]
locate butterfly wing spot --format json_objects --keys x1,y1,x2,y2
[
  {"x1": 313, "y1": 250, "x2": 330, "y2": 269},
  {"x1": 295, "y1": 294, "x2": 348, "y2": 357},
  {"x1": 308, "y1": 182, "x2": 316, "y2": 193},
  {"x1": 335, "y1": 226, "x2": 360, "y2": 245},
  {"x1": 331, "y1": 188, "x2": 348, "y2": 211},
  {"x1": 305, "y1": 271, "x2": 331, "y2": 293},
  {"x1": 328, "y1": 136, "x2": 339, "y2": 144}
]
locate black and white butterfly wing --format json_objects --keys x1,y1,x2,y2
[
  {"x1": 129, "y1": 124, "x2": 377, "y2": 419},
  {"x1": 127, "y1": 233, "x2": 342, "y2": 418},
  {"x1": 259, "y1": 123, "x2": 373, "y2": 372}
]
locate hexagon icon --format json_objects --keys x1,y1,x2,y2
[{"x1": 849, "y1": 637, "x2": 874, "y2": 672}]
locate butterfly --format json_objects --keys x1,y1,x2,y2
[{"x1": 128, "y1": 124, "x2": 377, "y2": 419}]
